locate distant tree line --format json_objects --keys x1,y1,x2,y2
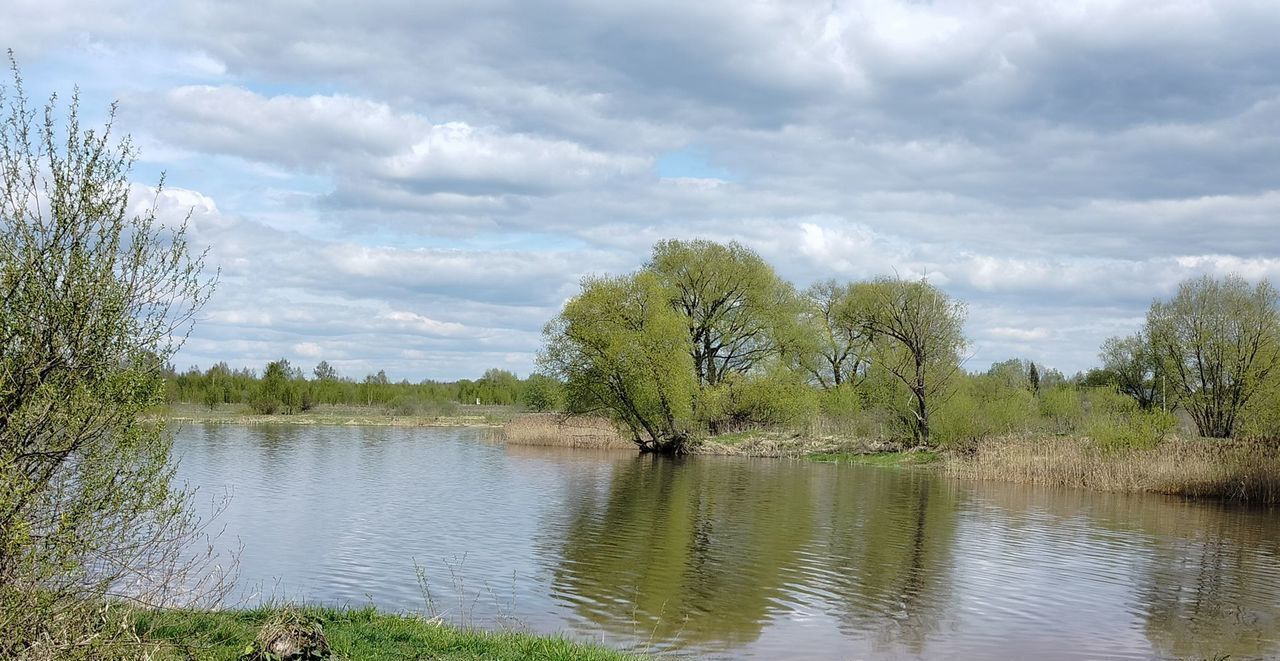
[
  {"x1": 166, "y1": 362, "x2": 563, "y2": 415},
  {"x1": 541, "y1": 239, "x2": 1280, "y2": 454}
]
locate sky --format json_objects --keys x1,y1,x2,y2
[{"x1": 6, "y1": 0, "x2": 1280, "y2": 381}]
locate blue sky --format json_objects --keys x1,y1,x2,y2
[{"x1": 7, "y1": 0, "x2": 1280, "y2": 380}]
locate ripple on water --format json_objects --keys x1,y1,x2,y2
[{"x1": 174, "y1": 426, "x2": 1280, "y2": 660}]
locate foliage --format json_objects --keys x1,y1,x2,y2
[
  {"x1": 167, "y1": 362, "x2": 553, "y2": 414},
  {"x1": 698, "y1": 365, "x2": 818, "y2": 432},
  {"x1": 1099, "y1": 332, "x2": 1165, "y2": 410},
  {"x1": 522, "y1": 373, "x2": 564, "y2": 412},
  {"x1": 648, "y1": 239, "x2": 800, "y2": 388},
  {"x1": 1087, "y1": 408, "x2": 1177, "y2": 451},
  {"x1": 1147, "y1": 275, "x2": 1280, "y2": 438},
  {"x1": 932, "y1": 373, "x2": 1039, "y2": 448},
  {"x1": 540, "y1": 272, "x2": 697, "y2": 453},
  {"x1": 795, "y1": 279, "x2": 873, "y2": 388},
  {"x1": 861, "y1": 277, "x2": 967, "y2": 446},
  {"x1": 0, "y1": 59, "x2": 222, "y2": 656}
]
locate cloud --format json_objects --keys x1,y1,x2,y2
[
  {"x1": 152, "y1": 86, "x2": 649, "y2": 204},
  {"x1": 10, "y1": 0, "x2": 1280, "y2": 377}
]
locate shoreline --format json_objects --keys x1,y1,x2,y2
[
  {"x1": 130, "y1": 605, "x2": 637, "y2": 660},
  {"x1": 162, "y1": 406, "x2": 1280, "y2": 504},
  {"x1": 162, "y1": 403, "x2": 514, "y2": 429}
]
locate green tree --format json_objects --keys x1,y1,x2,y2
[
  {"x1": 1099, "y1": 332, "x2": 1164, "y2": 410},
  {"x1": 1028, "y1": 362, "x2": 1040, "y2": 393},
  {"x1": 313, "y1": 360, "x2": 338, "y2": 381},
  {"x1": 522, "y1": 373, "x2": 563, "y2": 411},
  {"x1": 1146, "y1": 275, "x2": 1280, "y2": 438},
  {"x1": 540, "y1": 272, "x2": 696, "y2": 453},
  {"x1": 252, "y1": 359, "x2": 299, "y2": 414},
  {"x1": 0, "y1": 60, "x2": 220, "y2": 653},
  {"x1": 797, "y1": 279, "x2": 873, "y2": 389},
  {"x1": 647, "y1": 239, "x2": 799, "y2": 388},
  {"x1": 862, "y1": 277, "x2": 967, "y2": 446}
]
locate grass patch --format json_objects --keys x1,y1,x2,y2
[
  {"x1": 501, "y1": 414, "x2": 633, "y2": 449},
  {"x1": 807, "y1": 451, "x2": 941, "y2": 467},
  {"x1": 131, "y1": 605, "x2": 637, "y2": 660}
]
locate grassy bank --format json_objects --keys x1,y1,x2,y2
[
  {"x1": 165, "y1": 403, "x2": 521, "y2": 428},
  {"x1": 501, "y1": 413, "x2": 635, "y2": 449},
  {"x1": 130, "y1": 605, "x2": 636, "y2": 660},
  {"x1": 499, "y1": 414, "x2": 1280, "y2": 503}
]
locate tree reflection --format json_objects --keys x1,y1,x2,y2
[
  {"x1": 1137, "y1": 506, "x2": 1280, "y2": 659},
  {"x1": 812, "y1": 466, "x2": 960, "y2": 655},
  {"x1": 550, "y1": 455, "x2": 815, "y2": 650}
]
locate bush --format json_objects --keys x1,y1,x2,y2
[
  {"x1": 1088, "y1": 409, "x2": 1177, "y2": 451},
  {"x1": 250, "y1": 396, "x2": 280, "y2": 415},
  {"x1": 1040, "y1": 386, "x2": 1086, "y2": 434},
  {"x1": 699, "y1": 368, "x2": 817, "y2": 432}
]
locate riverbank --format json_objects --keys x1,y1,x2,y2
[
  {"x1": 130, "y1": 605, "x2": 637, "y2": 660},
  {"x1": 164, "y1": 403, "x2": 520, "y2": 428},
  {"x1": 947, "y1": 434, "x2": 1280, "y2": 503},
  {"x1": 499, "y1": 415, "x2": 1280, "y2": 503}
]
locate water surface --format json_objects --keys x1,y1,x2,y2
[{"x1": 174, "y1": 424, "x2": 1280, "y2": 659}]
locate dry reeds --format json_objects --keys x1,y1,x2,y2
[
  {"x1": 947, "y1": 435, "x2": 1280, "y2": 503},
  {"x1": 500, "y1": 414, "x2": 634, "y2": 449}
]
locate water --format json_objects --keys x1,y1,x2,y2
[{"x1": 174, "y1": 424, "x2": 1280, "y2": 659}]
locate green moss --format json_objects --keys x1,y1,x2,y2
[
  {"x1": 132, "y1": 606, "x2": 638, "y2": 660},
  {"x1": 806, "y1": 451, "x2": 940, "y2": 467}
]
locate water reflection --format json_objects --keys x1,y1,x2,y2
[
  {"x1": 551, "y1": 456, "x2": 815, "y2": 652},
  {"x1": 173, "y1": 425, "x2": 1280, "y2": 659},
  {"x1": 809, "y1": 468, "x2": 959, "y2": 655}
]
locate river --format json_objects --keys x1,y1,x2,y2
[{"x1": 173, "y1": 424, "x2": 1280, "y2": 659}]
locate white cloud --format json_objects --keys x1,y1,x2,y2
[{"x1": 11, "y1": 0, "x2": 1280, "y2": 377}]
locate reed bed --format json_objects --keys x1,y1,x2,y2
[
  {"x1": 500, "y1": 414, "x2": 635, "y2": 449},
  {"x1": 947, "y1": 435, "x2": 1280, "y2": 503}
]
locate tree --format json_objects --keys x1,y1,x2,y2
[
  {"x1": 1099, "y1": 333, "x2": 1164, "y2": 410},
  {"x1": 1146, "y1": 275, "x2": 1280, "y2": 438},
  {"x1": 986, "y1": 359, "x2": 1031, "y2": 390},
  {"x1": 862, "y1": 277, "x2": 967, "y2": 446},
  {"x1": 0, "y1": 59, "x2": 222, "y2": 653},
  {"x1": 540, "y1": 272, "x2": 696, "y2": 453},
  {"x1": 252, "y1": 359, "x2": 299, "y2": 414},
  {"x1": 1028, "y1": 362, "x2": 1040, "y2": 394},
  {"x1": 647, "y1": 239, "x2": 799, "y2": 388},
  {"x1": 313, "y1": 360, "x2": 338, "y2": 381},
  {"x1": 522, "y1": 373, "x2": 563, "y2": 412},
  {"x1": 797, "y1": 280, "x2": 873, "y2": 389}
]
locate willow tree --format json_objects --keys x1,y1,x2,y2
[
  {"x1": 1146, "y1": 275, "x2": 1280, "y2": 438},
  {"x1": 0, "y1": 60, "x2": 220, "y2": 654},
  {"x1": 647, "y1": 239, "x2": 799, "y2": 388},
  {"x1": 540, "y1": 272, "x2": 696, "y2": 453},
  {"x1": 797, "y1": 279, "x2": 874, "y2": 389},
  {"x1": 862, "y1": 277, "x2": 966, "y2": 446}
]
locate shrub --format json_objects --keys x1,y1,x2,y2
[{"x1": 1088, "y1": 409, "x2": 1177, "y2": 451}]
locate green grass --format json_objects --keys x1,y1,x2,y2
[
  {"x1": 132, "y1": 605, "x2": 638, "y2": 660},
  {"x1": 806, "y1": 450, "x2": 941, "y2": 467}
]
